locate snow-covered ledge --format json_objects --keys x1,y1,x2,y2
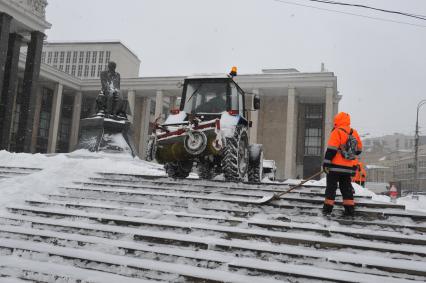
[
  {"x1": 11, "y1": 0, "x2": 47, "y2": 19},
  {"x1": 0, "y1": 0, "x2": 51, "y2": 32}
]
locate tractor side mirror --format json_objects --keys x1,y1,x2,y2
[{"x1": 253, "y1": 95, "x2": 260, "y2": 110}]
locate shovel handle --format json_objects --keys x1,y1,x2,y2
[{"x1": 275, "y1": 170, "x2": 324, "y2": 199}]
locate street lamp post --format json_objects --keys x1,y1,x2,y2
[{"x1": 414, "y1": 100, "x2": 426, "y2": 191}]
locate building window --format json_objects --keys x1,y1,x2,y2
[
  {"x1": 47, "y1": 52, "x2": 52, "y2": 64},
  {"x1": 59, "y1": 65, "x2": 64, "y2": 71},
  {"x1": 72, "y1": 51, "x2": 78, "y2": 63},
  {"x1": 305, "y1": 128, "x2": 322, "y2": 156},
  {"x1": 85, "y1": 51, "x2": 91, "y2": 64},
  {"x1": 53, "y1": 51, "x2": 59, "y2": 64},
  {"x1": 79, "y1": 51, "x2": 84, "y2": 64},
  {"x1": 304, "y1": 104, "x2": 323, "y2": 156},
  {"x1": 105, "y1": 51, "x2": 111, "y2": 63},
  {"x1": 92, "y1": 51, "x2": 97, "y2": 63},
  {"x1": 97, "y1": 65, "x2": 103, "y2": 77},
  {"x1": 41, "y1": 52, "x2": 46, "y2": 63},
  {"x1": 71, "y1": 65, "x2": 76, "y2": 76},
  {"x1": 99, "y1": 51, "x2": 104, "y2": 63},
  {"x1": 91, "y1": 65, "x2": 96, "y2": 77},
  {"x1": 77, "y1": 65, "x2": 83, "y2": 77},
  {"x1": 84, "y1": 65, "x2": 89, "y2": 77},
  {"x1": 66, "y1": 51, "x2": 71, "y2": 64},
  {"x1": 59, "y1": 51, "x2": 65, "y2": 63},
  {"x1": 65, "y1": 65, "x2": 70, "y2": 73}
]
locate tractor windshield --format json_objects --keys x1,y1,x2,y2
[{"x1": 183, "y1": 80, "x2": 228, "y2": 114}]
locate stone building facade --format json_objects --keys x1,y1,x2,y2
[
  {"x1": 0, "y1": 0, "x2": 51, "y2": 153},
  {"x1": 1, "y1": 56, "x2": 340, "y2": 179}
]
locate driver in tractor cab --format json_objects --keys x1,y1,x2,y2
[{"x1": 195, "y1": 91, "x2": 226, "y2": 113}]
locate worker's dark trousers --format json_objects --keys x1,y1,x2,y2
[{"x1": 323, "y1": 172, "x2": 354, "y2": 215}]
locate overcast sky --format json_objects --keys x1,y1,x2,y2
[{"x1": 45, "y1": 0, "x2": 426, "y2": 138}]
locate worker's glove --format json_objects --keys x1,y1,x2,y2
[{"x1": 322, "y1": 166, "x2": 330, "y2": 174}]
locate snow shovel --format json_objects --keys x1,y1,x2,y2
[{"x1": 259, "y1": 170, "x2": 324, "y2": 204}]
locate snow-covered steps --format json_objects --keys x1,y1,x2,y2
[
  {"x1": 1, "y1": 215, "x2": 425, "y2": 282},
  {"x1": 42, "y1": 192, "x2": 426, "y2": 233},
  {"x1": 1, "y1": 157, "x2": 426, "y2": 282},
  {"x1": 21, "y1": 198, "x2": 426, "y2": 245},
  {"x1": 5, "y1": 205, "x2": 426, "y2": 257},
  {"x1": 0, "y1": 166, "x2": 41, "y2": 179},
  {"x1": 61, "y1": 184, "x2": 426, "y2": 222},
  {"x1": 87, "y1": 177, "x2": 374, "y2": 201},
  {"x1": 0, "y1": 238, "x2": 290, "y2": 283},
  {"x1": 0, "y1": 255, "x2": 148, "y2": 283},
  {"x1": 98, "y1": 172, "x2": 331, "y2": 190},
  {"x1": 67, "y1": 182, "x2": 405, "y2": 210}
]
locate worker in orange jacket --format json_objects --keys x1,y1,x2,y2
[
  {"x1": 352, "y1": 159, "x2": 366, "y2": 187},
  {"x1": 322, "y1": 112, "x2": 363, "y2": 216}
]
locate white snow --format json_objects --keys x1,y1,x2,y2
[
  {"x1": 164, "y1": 110, "x2": 187, "y2": 125},
  {"x1": 219, "y1": 111, "x2": 239, "y2": 137},
  {"x1": 398, "y1": 195, "x2": 426, "y2": 213},
  {"x1": 366, "y1": 164, "x2": 389, "y2": 169},
  {"x1": 0, "y1": 150, "x2": 163, "y2": 215}
]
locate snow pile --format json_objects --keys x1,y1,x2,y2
[
  {"x1": 164, "y1": 111, "x2": 187, "y2": 125},
  {"x1": 219, "y1": 111, "x2": 239, "y2": 137},
  {"x1": 0, "y1": 150, "x2": 164, "y2": 215},
  {"x1": 398, "y1": 195, "x2": 426, "y2": 213}
]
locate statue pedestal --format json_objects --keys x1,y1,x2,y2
[{"x1": 76, "y1": 117, "x2": 136, "y2": 157}]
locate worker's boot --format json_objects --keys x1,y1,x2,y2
[
  {"x1": 343, "y1": 205, "x2": 355, "y2": 217},
  {"x1": 322, "y1": 204, "x2": 333, "y2": 215}
]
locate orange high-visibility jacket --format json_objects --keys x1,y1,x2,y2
[
  {"x1": 352, "y1": 160, "x2": 367, "y2": 182},
  {"x1": 323, "y1": 112, "x2": 363, "y2": 175}
]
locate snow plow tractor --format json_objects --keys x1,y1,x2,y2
[{"x1": 145, "y1": 68, "x2": 264, "y2": 182}]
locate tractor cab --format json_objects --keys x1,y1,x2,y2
[{"x1": 180, "y1": 76, "x2": 246, "y2": 121}]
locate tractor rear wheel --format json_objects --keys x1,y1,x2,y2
[
  {"x1": 221, "y1": 126, "x2": 249, "y2": 182},
  {"x1": 248, "y1": 144, "x2": 264, "y2": 183}
]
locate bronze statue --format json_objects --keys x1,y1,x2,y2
[{"x1": 96, "y1": 61, "x2": 128, "y2": 119}]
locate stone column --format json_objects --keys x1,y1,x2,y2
[
  {"x1": 284, "y1": 88, "x2": 298, "y2": 178},
  {"x1": 155, "y1": 90, "x2": 164, "y2": 120},
  {"x1": 249, "y1": 89, "x2": 259, "y2": 145},
  {"x1": 30, "y1": 87, "x2": 43, "y2": 153},
  {"x1": 18, "y1": 31, "x2": 45, "y2": 153},
  {"x1": 169, "y1": 96, "x2": 177, "y2": 110},
  {"x1": 127, "y1": 89, "x2": 136, "y2": 123},
  {"x1": 0, "y1": 33, "x2": 22, "y2": 150},
  {"x1": 0, "y1": 13, "x2": 11, "y2": 99},
  {"x1": 47, "y1": 83, "x2": 63, "y2": 153},
  {"x1": 324, "y1": 87, "x2": 334, "y2": 152},
  {"x1": 69, "y1": 91, "x2": 82, "y2": 151},
  {"x1": 139, "y1": 97, "x2": 151, "y2": 158}
]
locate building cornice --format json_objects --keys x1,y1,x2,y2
[
  {"x1": 19, "y1": 54, "x2": 82, "y2": 90},
  {"x1": 0, "y1": 0, "x2": 51, "y2": 32},
  {"x1": 79, "y1": 73, "x2": 337, "y2": 93}
]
